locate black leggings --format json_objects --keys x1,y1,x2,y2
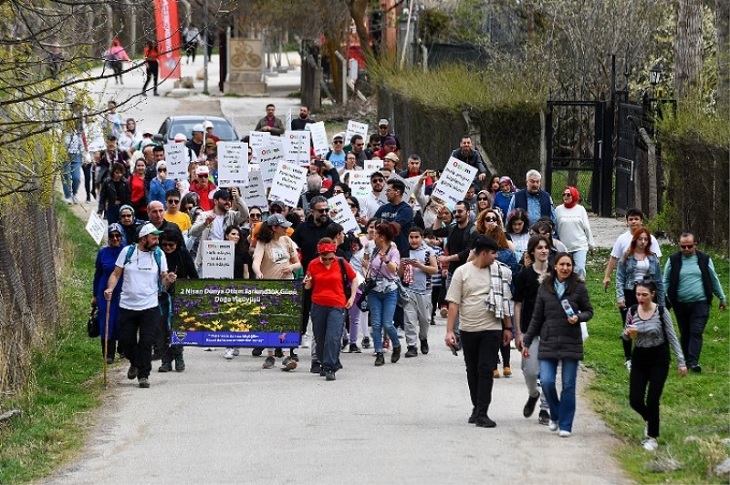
[
  {"x1": 143, "y1": 61, "x2": 159, "y2": 94},
  {"x1": 629, "y1": 345, "x2": 670, "y2": 438},
  {"x1": 82, "y1": 163, "x2": 95, "y2": 200}
]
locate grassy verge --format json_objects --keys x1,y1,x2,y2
[
  {"x1": 0, "y1": 200, "x2": 107, "y2": 483},
  {"x1": 584, "y1": 247, "x2": 730, "y2": 483}
]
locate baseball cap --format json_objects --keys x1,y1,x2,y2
[
  {"x1": 332, "y1": 133, "x2": 344, "y2": 143},
  {"x1": 139, "y1": 223, "x2": 163, "y2": 238},
  {"x1": 173, "y1": 133, "x2": 187, "y2": 142},
  {"x1": 195, "y1": 166, "x2": 209, "y2": 176},
  {"x1": 106, "y1": 134, "x2": 117, "y2": 141},
  {"x1": 156, "y1": 161, "x2": 167, "y2": 171},
  {"x1": 203, "y1": 120, "x2": 214, "y2": 129},
  {"x1": 270, "y1": 200, "x2": 286, "y2": 210},
  {"x1": 384, "y1": 152, "x2": 399, "y2": 163},
  {"x1": 192, "y1": 124, "x2": 204, "y2": 133},
  {"x1": 378, "y1": 118, "x2": 389, "y2": 127},
  {"x1": 267, "y1": 214, "x2": 292, "y2": 228},
  {"x1": 142, "y1": 129, "x2": 154, "y2": 136}
]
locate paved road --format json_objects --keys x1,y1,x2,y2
[{"x1": 51, "y1": 56, "x2": 630, "y2": 485}]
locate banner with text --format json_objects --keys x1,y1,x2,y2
[
  {"x1": 217, "y1": 142, "x2": 249, "y2": 187},
  {"x1": 242, "y1": 170, "x2": 267, "y2": 208},
  {"x1": 86, "y1": 211, "x2": 106, "y2": 245},
  {"x1": 284, "y1": 130, "x2": 311, "y2": 165},
  {"x1": 431, "y1": 158, "x2": 478, "y2": 208},
  {"x1": 269, "y1": 163, "x2": 308, "y2": 207},
  {"x1": 348, "y1": 170, "x2": 372, "y2": 201},
  {"x1": 171, "y1": 279, "x2": 303, "y2": 347},
  {"x1": 345, "y1": 120, "x2": 368, "y2": 145}
]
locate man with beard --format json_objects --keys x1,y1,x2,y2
[
  {"x1": 291, "y1": 196, "x2": 332, "y2": 368},
  {"x1": 104, "y1": 223, "x2": 177, "y2": 388},
  {"x1": 290, "y1": 105, "x2": 315, "y2": 131},
  {"x1": 451, "y1": 135, "x2": 488, "y2": 184}
]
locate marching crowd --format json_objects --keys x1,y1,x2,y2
[{"x1": 76, "y1": 104, "x2": 726, "y2": 451}]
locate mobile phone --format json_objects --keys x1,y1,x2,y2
[{"x1": 448, "y1": 343, "x2": 459, "y2": 356}]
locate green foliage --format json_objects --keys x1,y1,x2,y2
[
  {"x1": 417, "y1": 8, "x2": 451, "y2": 45},
  {"x1": 0, "y1": 200, "x2": 105, "y2": 483},
  {"x1": 584, "y1": 248, "x2": 730, "y2": 483}
]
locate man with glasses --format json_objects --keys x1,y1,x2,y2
[
  {"x1": 292, "y1": 196, "x2": 333, "y2": 362},
  {"x1": 326, "y1": 133, "x2": 347, "y2": 169},
  {"x1": 361, "y1": 172, "x2": 387, "y2": 221},
  {"x1": 603, "y1": 208, "x2": 662, "y2": 291},
  {"x1": 663, "y1": 233, "x2": 726, "y2": 373},
  {"x1": 375, "y1": 118, "x2": 401, "y2": 153},
  {"x1": 365, "y1": 134, "x2": 381, "y2": 159},
  {"x1": 189, "y1": 165, "x2": 217, "y2": 211},
  {"x1": 163, "y1": 188, "x2": 191, "y2": 232},
  {"x1": 507, "y1": 169, "x2": 556, "y2": 228},
  {"x1": 346, "y1": 134, "x2": 367, "y2": 166}
]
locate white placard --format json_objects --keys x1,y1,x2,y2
[
  {"x1": 268, "y1": 162, "x2": 308, "y2": 208},
  {"x1": 242, "y1": 170, "x2": 268, "y2": 208},
  {"x1": 431, "y1": 157, "x2": 479, "y2": 208},
  {"x1": 345, "y1": 120, "x2": 368, "y2": 146},
  {"x1": 217, "y1": 142, "x2": 249, "y2": 187},
  {"x1": 201, "y1": 240, "x2": 235, "y2": 279},
  {"x1": 284, "y1": 130, "x2": 311, "y2": 165},
  {"x1": 348, "y1": 170, "x2": 372, "y2": 201},
  {"x1": 255, "y1": 144, "x2": 285, "y2": 186},
  {"x1": 308, "y1": 121, "x2": 329, "y2": 156},
  {"x1": 85, "y1": 211, "x2": 106, "y2": 245},
  {"x1": 164, "y1": 143, "x2": 189, "y2": 180},
  {"x1": 364, "y1": 160, "x2": 383, "y2": 172},
  {"x1": 328, "y1": 193, "x2": 359, "y2": 234},
  {"x1": 249, "y1": 131, "x2": 271, "y2": 149},
  {"x1": 286, "y1": 109, "x2": 292, "y2": 132}
]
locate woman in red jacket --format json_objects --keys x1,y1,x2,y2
[{"x1": 128, "y1": 155, "x2": 148, "y2": 220}]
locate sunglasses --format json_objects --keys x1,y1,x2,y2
[
  {"x1": 167, "y1": 199, "x2": 179, "y2": 204},
  {"x1": 477, "y1": 197, "x2": 489, "y2": 201},
  {"x1": 161, "y1": 242, "x2": 176, "y2": 248},
  {"x1": 355, "y1": 143, "x2": 364, "y2": 147},
  {"x1": 680, "y1": 244, "x2": 695, "y2": 249},
  {"x1": 250, "y1": 213, "x2": 262, "y2": 219},
  {"x1": 158, "y1": 168, "x2": 167, "y2": 172},
  {"x1": 314, "y1": 208, "x2": 328, "y2": 213},
  {"x1": 333, "y1": 140, "x2": 343, "y2": 144},
  {"x1": 333, "y1": 190, "x2": 344, "y2": 194},
  {"x1": 320, "y1": 255, "x2": 335, "y2": 261},
  {"x1": 562, "y1": 193, "x2": 572, "y2": 197},
  {"x1": 109, "y1": 234, "x2": 122, "y2": 240},
  {"x1": 372, "y1": 179, "x2": 384, "y2": 183},
  {"x1": 198, "y1": 175, "x2": 208, "y2": 178},
  {"x1": 485, "y1": 217, "x2": 498, "y2": 222}
]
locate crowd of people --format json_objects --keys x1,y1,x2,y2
[{"x1": 82, "y1": 104, "x2": 725, "y2": 452}]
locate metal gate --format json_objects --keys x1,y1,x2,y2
[
  {"x1": 545, "y1": 101, "x2": 608, "y2": 215},
  {"x1": 615, "y1": 99, "x2": 645, "y2": 215}
]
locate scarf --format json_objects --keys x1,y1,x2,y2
[
  {"x1": 484, "y1": 261, "x2": 513, "y2": 319},
  {"x1": 563, "y1": 186, "x2": 580, "y2": 209}
]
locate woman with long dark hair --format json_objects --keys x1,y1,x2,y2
[
  {"x1": 522, "y1": 252, "x2": 594, "y2": 437},
  {"x1": 506, "y1": 208, "x2": 530, "y2": 264}
]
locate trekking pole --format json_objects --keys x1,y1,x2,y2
[{"x1": 103, "y1": 302, "x2": 111, "y2": 388}]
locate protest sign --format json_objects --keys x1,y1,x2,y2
[
  {"x1": 328, "y1": 193, "x2": 359, "y2": 233},
  {"x1": 255, "y1": 144, "x2": 285, "y2": 185},
  {"x1": 284, "y1": 130, "x2": 311, "y2": 165},
  {"x1": 345, "y1": 120, "x2": 368, "y2": 145},
  {"x1": 201, "y1": 241, "x2": 235, "y2": 279},
  {"x1": 286, "y1": 108, "x2": 292, "y2": 132},
  {"x1": 170, "y1": 279, "x2": 303, "y2": 348},
  {"x1": 85, "y1": 211, "x2": 106, "y2": 245},
  {"x1": 249, "y1": 131, "x2": 271, "y2": 149},
  {"x1": 348, "y1": 170, "x2": 372, "y2": 201},
  {"x1": 268, "y1": 163, "x2": 308, "y2": 207},
  {"x1": 364, "y1": 160, "x2": 383, "y2": 172},
  {"x1": 389, "y1": 173, "x2": 420, "y2": 200},
  {"x1": 308, "y1": 121, "x2": 329, "y2": 156},
  {"x1": 217, "y1": 142, "x2": 249, "y2": 187},
  {"x1": 164, "y1": 143, "x2": 189, "y2": 180},
  {"x1": 431, "y1": 157, "x2": 478, "y2": 208},
  {"x1": 242, "y1": 170, "x2": 267, "y2": 208}
]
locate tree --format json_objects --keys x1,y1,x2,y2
[
  {"x1": 674, "y1": 0, "x2": 705, "y2": 100},
  {"x1": 716, "y1": 0, "x2": 729, "y2": 118}
]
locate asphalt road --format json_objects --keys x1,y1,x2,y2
[{"x1": 50, "y1": 55, "x2": 631, "y2": 485}]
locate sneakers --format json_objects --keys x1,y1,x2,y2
[
  {"x1": 492, "y1": 369, "x2": 500, "y2": 378},
  {"x1": 468, "y1": 408, "x2": 477, "y2": 424},
  {"x1": 642, "y1": 437, "x2": 658, "y2": 451},
  {"x1": 127, "y1": 365, "x2": 138, "y2": 380},
  {"x1": 349, "y1": 343, "x2": 362, "y2": 353},
  {"x1": 138, "y1": 377, "x2": 150, "y2": 388},
  {"x1": 262, "y1": 356, "x2": 275, "y2": 369},
  {"x1": 325, "y1": 370, "x2": 336, "y2": 381},
  {"x1": 397, "y1": 328, "x2": 405, "y2": 339},
  {"x1": 559, "y1": 430, "x2": 571, "y2": 438},
  {"x1": 71, "y1": 195, "x2": 79, "y2": 204},
  {"x1": 475, "y1": 414, "x2": 497, "y2": 428},
  {"x1": 391, "y1": 345, "x2": 401, "y2": 363},
  {"x1": 420, "y1": 339, "x2": 429, "y2": 355},
  {"x1": 624, "y1": 359, "x2": 632, "y2": 371},
  {"x1": 281, "y1": 356, "x2": 297, "y2": 371},
  {"x1": 290, "y1": 351, "x2": 299, "y2": 362},
  {"x1": 405, "y1": 346, "x2": 418, "y2": 358},
  {"x1": 158, "y1": 362, "x2": 172, "y2": 373},
  {"x1": 310, "y1": 361, "x2": 322, "y2": 374},
  {"x1": 503, "y1": 366, "x2": 512, "y2": 377},
  {"x1": 689, "y1": 364, "x2": 702, "y2": 373},
  {"x1": 523, "y1": 393, "x2": 540, "y2": 418},
  {"x1": 274, "y1": 348, "x2": 284, "y2": 358},
  {"x1": 548, "y1": 420, "x2": 559, "y2": 431},
  {"x1": 341, "y1": 338, "x2": 349, "y2": 351},
  {"x1": 251, "y1": 347, "x2": 263, "y2": 357},
  {"x1": 232, "y1": 349, "x2": 240, "y2": 357},
  {"x1": 301, "y1": 335, "x2": 310, "y2": 348},
  {"x1": 64, "y1": 197, "x2": 73, "y2": 205},
  {"x1": 224, "y1": 348, "x2": 235, "y2": 360},
  {"x1": 374, "y1": 352, "x2": 385, "y2": 366},
  {"x1": 440, "y1": 307, "x2": 448, "y2": 318},
  {"x1": 361, "y1": 337, "x2": 371, "y2": 349},
  {"x1": 538, "y1": 410, "x2": 550, "y2": 425},
  {"x1": 174, "y1": 355, "x2": 185, "y2": 372}
]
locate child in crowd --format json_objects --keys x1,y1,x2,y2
[{"x1": 424, "y1": 229, "x2": 446, "y2": 323}]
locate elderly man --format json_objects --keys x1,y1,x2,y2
[
  {"x1": 507, "y1": 169, "x2": 556, "y2": 226},
  {"x1": 451, "y1": 135, "x2": 487, "y2": 183},
  {"x1": 664, "y1": 233, "x2": 726, "y2": 373},
  {"x1": 255, "y1": 103, "x2": 285, "y2": 136}
]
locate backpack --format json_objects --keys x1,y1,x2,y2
[
  {"x1": 123, "y1": 244, "x2": 171, "y2": 328},
  {"x1": 337, "y1": 257, "x2": 352, "y2": 300}
]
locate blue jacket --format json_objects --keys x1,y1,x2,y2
[
  {"x1": 616, "y1": 253, "x2": 664, "y2": 304},
  {"x1": 149, "y1": 177, "x2": 176, "y2": 207}
]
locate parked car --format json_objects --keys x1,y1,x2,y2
[{"x1": 157, "y1": 115, "x2": 239, "y2": 143}]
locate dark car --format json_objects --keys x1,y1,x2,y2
[{"x1": 157, "y1": 115, "x2": 239, "y2": 143}]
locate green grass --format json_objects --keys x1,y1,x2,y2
[
  {"x1": 583, "y1": 247, "x2": 730, "y2": 483},
  {"x1": 0, "y1": 200, "x2": 107, "y2": 484}
]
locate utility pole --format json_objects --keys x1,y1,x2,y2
[{"x1": 202, "y1": 0, "x2": 209, "y2": 94}]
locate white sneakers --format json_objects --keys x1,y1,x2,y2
[
  {"x1": 224, "y1": 348, "x2": 235, "y2": 359},
  {"x1": 301, "y1": 335, "x2": 310, "y2": 348},
  {"x1": 559, "y1": 430, "x2": 571, "y2": 438},
  {"x1": 625, "y1": 359, "x2": 632, "y2": 371},
  {"x1": 549, "y1": 420, "x2": 559, "y2": 431},
  {"x1": 642, "y1": 437, "x2": 658, "y2": 451}
]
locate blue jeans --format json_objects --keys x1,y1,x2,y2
[
  {"x1": 539, "y1": 358, "x2": 579, "y2": 432},
  {"x1": 368, "y1": 290, "x2": 399, "y2": 353},
  {"x1": 570, "y1": 250, "x2": 588, "y2": 279},
  {"x1": 311, "y1": 303, "x2": 345, "y2": 372},
  {"x1": 62, "y1": 153, "x2": 82, "y2": 198}
]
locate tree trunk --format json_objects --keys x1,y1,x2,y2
[
  {"x1": 638, "y1": 128, "x2": 658, "y2": 218},
  {"x1": 674, "y1": 0, "x2": 704, "y2": 101},
  {"x1": 347, "y1": 0, "x2": 372, "y2": 59},
  {"x1": 324, "y1": 37, "x2": 343, "y2": 104},
  {"x1": 717, "y1": 0, "x2": 730, "y2": 119}
]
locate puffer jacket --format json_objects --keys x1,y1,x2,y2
[{"x1": 523, "y1": 276, "x2": 593, "y2": 361}]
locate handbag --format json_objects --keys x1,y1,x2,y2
[
  {"x1": 394, "y1": 278, "x2": 412, "y2": 308},
  {"x1": 87, "y1": 306, "x2": 100, "y2": 338}
]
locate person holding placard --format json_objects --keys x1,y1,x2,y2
[
  {"x1": 361, "y1": 172, "x2": 387, "y2": 221},
  {"x1": 252, "y1": 215, "x2": 301, "y2": 371}
]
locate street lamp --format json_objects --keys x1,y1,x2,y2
[{"x1": 649, "y1": 63, "x2": 662, "y2": 87}]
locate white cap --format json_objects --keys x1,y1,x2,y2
[
  {"x1": 156, "y1": 160, "x2": 167, "y2": 171},
  {"x1": 138, "y1": 223, "x2": 163, "y2": 238},
  {"x1": 332, "y1": 132, "x2": 344, "y2": 143},
  {"x1": 195, "y1": 165, "x2": 209, "y2": 176},
  {"x1": 173, "y1": 133, "x2": 187, "y2": 142},
  {"x1": 192, "y1": 124, "x2": 204, "y2": 133},
  {"x1": 203, "y1": 120, "x2": 214, "y2": 129}
]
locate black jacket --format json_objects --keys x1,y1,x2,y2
[
  {"x1": 291, "y1": 215, "x2": 333, "y2": 270},
  {"x1": 667, "y1": 251, "x2": 714, "y2": 305},
  {"x1": 524, "y1": 276, "x2": 593, "y2": 361}
]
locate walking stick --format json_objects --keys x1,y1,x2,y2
[{"x1": 103, "y1": 302, "x2": 111, "y2": 388}]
